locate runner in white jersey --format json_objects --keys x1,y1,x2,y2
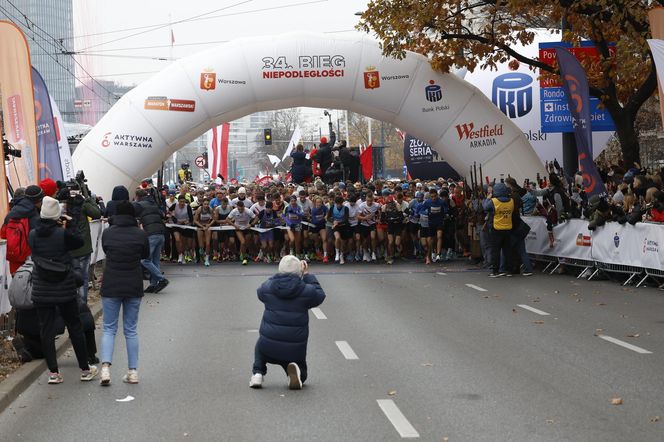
[
  {"x1": 226, "y1": 200, "x2": 257, "y2": 265},
  {"x1": 358, "y1": 193, "x2": 381, "y2": 261},
  {"x1": 296, "y1": 190, "x2": 314, "y2": 259},
  {"x1": 344, "y1": 194, "x2": 362, "y2": 261},
  {"x1": 250, "y1": 193, "x2": 267, "y2": 261}
]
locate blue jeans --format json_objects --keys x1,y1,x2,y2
[
  {"x1": 72, "y1": 254, "x2": 91, "y2": 303},
  {"x1": 141, "y1": 234, "x2": 165, "y2": 286},
  {"x1": 101, "y1": 297, "x2": 141, "y2": 369}
]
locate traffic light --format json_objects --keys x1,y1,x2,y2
[{"x1": 264, "y1": 128, "x2": 272, "y2": 145}]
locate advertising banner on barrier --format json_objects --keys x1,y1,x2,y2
[
  {"x1": 523, "y1": 216, "x2": 552, "y2": 256},
  {"x1": 523, "y1": 217, "x2": 592, "y2": 260},
  {"x1": 592, "y1": 222, "x2": 664, "y2": 271}
]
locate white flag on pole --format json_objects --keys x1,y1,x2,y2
[
  {"x1": 267, "y1": 154, "x2": 281, "y2": 168},
  {"x1": 281, "y1": 126, "x2": 302, "y2": 161}
]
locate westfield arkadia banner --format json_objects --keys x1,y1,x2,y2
[{"x1": 0, "y1": 21, "x2": 38, "y2": 192}]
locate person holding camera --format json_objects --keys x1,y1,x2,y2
[
  {"x1": 29, "y1": 196, "x2": 98, "y2": 384},
  {"x1": 249, "y1": 255, "x2": 325, "y2": 390},
  {"x1": 58, "y1": 176, "x2": 102, "y2": 304}
]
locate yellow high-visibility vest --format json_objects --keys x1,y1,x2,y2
[{"x1": 492, "y1": 198, "x2": 514, "y2": 230}]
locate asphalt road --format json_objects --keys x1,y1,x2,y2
[{"x1": 1, "y1": 260, "x2": 663, "y2": 441}]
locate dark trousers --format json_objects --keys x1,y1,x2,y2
[
  {"x1": 490, "y1": 229, "x2": 512, "y2": 274},
  {"x1": 36, "y1": 299, "x2": 90, "y2": 373},
  {"x1": 252, "y1": 343, "x2": 308, "y2": 383}
]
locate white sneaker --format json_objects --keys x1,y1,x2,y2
[
  {"x1": 80, "y1": 365, "x2": 98, "y2": 382},
  {"x1": 287, "y1": 363, "x2": 302, "y2": 390},
  {"x1": 204, "y1": 256, "x2": 210, "y2": 267},
  {"x1": 371, "y1": 252, "x2": 377, "y2": 261},
  {"x1": 340, "y1": 255, "x2": 345, "y2": 265},
  {"x1": 122, "y1": 369, "x2": 139, "y2": 384},
  {"x1": 363, "y1": 251, "x2": 370, "y2": 262},
  {"x1": 178, "y1": 253, "x2": 184, "y2": 264},
  {"x1": 100, "y1": 365, "x2": 111, "y2": 386},
  {"x1": 335, "y1": 251, "x2": 340, "y2": 262},
  {"x1": 249, "y1": 373, "x2": 263, "y2": 389}
]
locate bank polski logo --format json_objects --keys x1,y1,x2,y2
[
  {"x1": 492, "y1": 73, "x2": 533, "y2": 118},
  {"x1": 613, "y1": 233, "x2": 619, "y2": 248},
  {"x1": 425, "y1": 80, "x2": 442, "y2": 102}
]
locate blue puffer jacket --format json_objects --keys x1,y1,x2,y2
[{"x1": 256, "y1": 273, "x2": 325, "y2": 362}]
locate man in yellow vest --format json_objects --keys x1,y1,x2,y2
[{"x1": 483, "y1": 182, "x2": 514, "y2": 278}]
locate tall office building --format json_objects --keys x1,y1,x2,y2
[{"x1": 0, "y1": 0, "x2": 77, "y2": 120}]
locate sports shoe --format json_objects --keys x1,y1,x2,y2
[
  {"x1": 287, "y1": 362, "x2": 302, "y2": 390},
  {"x1": 122, "y1": 369, "x2": 139, "y2": 384},
  {"x1": 80, "y1": 365, "x2": 98, "y2": 381},
  {"x1": 355, "y1": 253, "x2": 362, "y2": 262},
  {"x1": 363, "y1": 251, "x2": 370, "y2": 262},
  {"x1": 100, "y1": 365, "x2": 111, "y2": 386},
  {"x1": 387, "y1": 258, "x2": 393, "y2": 265},
  {"x1": 346, "y1": 254, "x2": 354, "y2": 263},
  {"x1": 242, "y1": 258, "x2": 248, "y2": 266},
  {"x1": 488, "y1": 272, "x2": 502, "y2": 278},
  {"x1": 323, "y1": 255, "x2": 329, "y2": 263},
  {"x1": 48, "y1": 372, "x2": 64, "y2": 384},
  {"x1": 177, "y1": 254, "x2": 184, "y2": 264},
  {"x1": 204, "y1": 256, "x2": 210, "y2": 266},
  {"x1": 154, "y1": 278, "x2": 169, "y2": 293},
  {"x1": 433, "y1": 254, "x2": 440, "y2": 263},
  {"x1": 334, "y1": 251, "x2": 340, "y2": 262},
  {"x1": 522, "y1": 272, "x2": 533, "y2": 277},
  {"x1": 144, "y1": 285, "x2": 156, "y2": 293},
  {"x1": 371, "y1": 252, "x2": 377, "y2": 261},
  {"x1": 249, "y1": 373, "x2": 263, "y2": 389},
  {"x1": 340, "y1": 255, "x2": 345, "y2": 265}
]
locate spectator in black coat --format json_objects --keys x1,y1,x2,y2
[
  {"x1": 99, "y1": 201, "x2": 150, "y2": 386},
  {"x1": 249, "y1": 255, "x2": 325, "y2": 390},
  {"x1": 290, "y1": 144, "x2": 307, "y2": 184},
  {"x1": 28, "y1": 196, "x2": 97, "y2": 384},
  {"x1": 315, "y1": 122, "x2": 336, "y2": 176}
]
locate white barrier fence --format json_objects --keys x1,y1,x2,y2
[{"x1": 523, "y1": 217, "x2": 664, "y2": 272}]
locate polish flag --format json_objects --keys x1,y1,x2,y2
[
  {"x1": 207, "y1": 123, "x2": 230, "y2": 181},
  {"x1": 359, "y1": 143, "x2": 373, "y2": 181}
]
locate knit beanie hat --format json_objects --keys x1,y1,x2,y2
[
  {"x1": 25, "y1": 185, "x2": 44, "y2": 202},
  {"x1": 40, "y1": 196, "x2": 61, "y2": 220},
  {"x1": 39, "y1": 178, "x2": 58, "y2": 197},
  {"x1": 278, "y1": 255, "x2": 302, "y2": 276}
]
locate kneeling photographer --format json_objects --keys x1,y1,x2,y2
[{"x1": 56, "y1": 171, "x2": 102, "y2": 304}]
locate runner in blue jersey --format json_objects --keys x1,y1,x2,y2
[
  {"x1": 308, "y1": 197, "x2": 329, "y2": 262},
  {"x1": 284, "y1": 196, "x2": 304, "y2": 258},
  {"x1": 326, "y1": 195, "x2": 350, "y2": 264}
]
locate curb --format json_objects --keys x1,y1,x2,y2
[{"x1": 0, "y1": 302, "x2": 103, "y2": 414}]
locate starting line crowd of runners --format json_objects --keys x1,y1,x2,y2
[{"x1": 163, "y1": 179, "x2": 467, "y2": 266}]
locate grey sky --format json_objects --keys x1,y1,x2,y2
[{"x1": 75, "y1": 0, "x2": 371, "y2": 87}]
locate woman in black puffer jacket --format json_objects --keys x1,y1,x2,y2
[{"x1": 29, "y1": 196, "x2": 97, "y2": 384}]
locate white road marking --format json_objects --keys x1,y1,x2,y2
[
  {"x1": 377, "y1": 399, "x2": 420, "y2": 438},
  {"x1": 335, "y1": 341, "x2": 359, "y2": 360},
  {"x1": 598, "y1": 335, "x2": 653, "y2": 354},
  {"x1": 436, "y1": 272, "x2": 447, "y2": 276},
  {"x1": 466, "y1": 283, "x2": 487, "y2": 292},
  {"x1": 311, "y1": 308, "x2": 327, "y2": 319},
  {"x1": 517, "y1": 304, "x2": 551, "y2": 316}
]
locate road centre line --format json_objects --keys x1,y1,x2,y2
[
  {"x1": 311, "y1": 308, "x2": 327, "y2": 319},
  {"x1": 517, "y1": 304, "x2": 551, "y2": 316},
  {"x1": 465, "y1": 283, "x2": 487, "y2": 292},
  {"x1": 335, "y1": 341, "x2": 359, "y2": 360},
  {"x1": 597, "y1": 335, "x2": 653, "y2": 354},
  {"x1": 377, "y1": 399, "x2": 420, "y2": 438}
]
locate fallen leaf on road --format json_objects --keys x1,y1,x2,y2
[
  {"x1": 512, "y1": 309, "x2": 518, "y2": 313},
  {"x1": 651, "y1": 416, "x2": 660, "y2": 423},
  {"x1": 115, "y1": 395, "x2": 135, "y2": 403},
  {"x1": 483, "y1": 296, "x2": 489, "y2": 299},
  {"x1": 533, "y1": 298, "x2": 541, "y2": 303},
  {"x1": 532, "y1": 321, "x2": 545, "y2": 325},
  {"x1": 554, "y1": 290, "x2": 560, "y2": 294},
  {"x1": 546, "y1": 419, "x2": 555, "y2": 425},
  {"x1": 421, "y1": 363, "x2": 433, "y2": 367},
  {"x1": 626, "y1": 333, "x2": 640, "y2": 338},
  {"x1": 576, "y1": 299, "x2": 582, "y2": 303},
  {"x1": 611, "y1": 398, "x2": 623, "y2": 405},
  {"x1": 595, "y1": 303, "x2": 606, "y2": 306},
  {"x1": 388, "y1": 390, "x2": 397, "y2": 396},
  {"x1": 442, "y1": 438, "x2": 449, "y2": 441},
  {"x1": 184, "y1": 433, "x2": 189, "y2": 437}
]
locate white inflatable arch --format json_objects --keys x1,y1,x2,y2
[{"x1": 73, "y1": 32, "x2": 544, "y2": 198}]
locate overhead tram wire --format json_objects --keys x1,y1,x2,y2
[
  {"x1": 59, "y1": 0, "x2": 328, "y2": 42},
  {"x1": 78, "y1": 0, "x2": 255, "y2": 52},
  {"x1": 0, "y1": 5, "x2": 112, "y2": 105},
  {"x1": 1, "y1": 2, "x2": 116, "y2": 103}
]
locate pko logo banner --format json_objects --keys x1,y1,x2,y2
[{"x1": 491, "y1": 73, "x2": 533, "y2": 118}]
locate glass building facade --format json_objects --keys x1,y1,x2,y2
[{"x1": 0, "y1": 0, "x2": 77, "y2": 120}]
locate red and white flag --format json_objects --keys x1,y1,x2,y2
[
  {"x1": 359, "y1": 143, "x2": 373, "y2": 181},
  {"x1": 207, "y1": 123, "x2": 230, "y2": 181}
]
